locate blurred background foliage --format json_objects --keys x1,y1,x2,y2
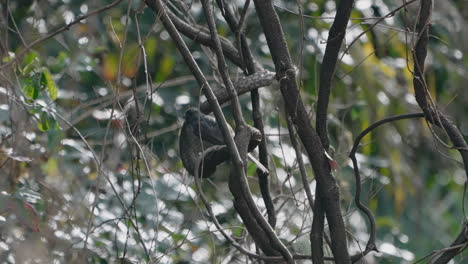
[{"x1": 0, "y1": 0, "x2": 468, "y2": 263}]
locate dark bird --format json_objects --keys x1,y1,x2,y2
[{"x1": 179, "y1": 108, "x2": 268, "y2": 177}]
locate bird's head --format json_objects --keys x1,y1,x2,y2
[{"x1": 184, "y1": 108, "x2": 201, "y2": 122}]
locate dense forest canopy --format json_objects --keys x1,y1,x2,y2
[{"x1": 1, "y1": 0, "x2": 468, "y2": 263}]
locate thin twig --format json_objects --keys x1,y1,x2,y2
[
  {"x1": 0, "y1": 0, "x2": 124, "y2": 70},
  {"x1": 349, "y1": 112, "x2": 424, "y2": 262},
  {"x1": 201, "y1": 1, "x2": 293, "y2": 262}
]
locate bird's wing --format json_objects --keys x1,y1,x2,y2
[{"x1": 192, "y1": 115, "x2": 232, "y2": 145}]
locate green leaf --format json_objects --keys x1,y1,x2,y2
[
  {"x1": 22, "y1": 51, "x2": 39, "y2": 76},
  {"x1": 2, "y1": 52, "x2": 15, "y2": 63},
  {"x1": 23, "y1": 51, "x2": 38, "y2": 66},
  {"x1": 23, "y1": 77, "x2": 39, "y2": 101},
  {"x1": 23, "y1": 84, "x2": 38, "y2": 101},
  {"x1": 22, "y1": 64, "x2": 35, "y2": 76},
  {"x1": 50, "y1": 115, "x2": 59, "y2": 130},
  {"x1": 22, "y1": 72, "x2": 42, "y2": 101},
  {"x1": 41, "y1": 68, "x2": 58, "y2": 100},
  {"x1": 37, "y1": 110, "x2": 59, "y2": 132},
  {"x1": 38, "y1": 111, "x2": 50, "y2": 132}
]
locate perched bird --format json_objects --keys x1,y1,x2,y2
[
  {"x1": 184, "y1": 108, "x2": 230, "y2": 146},
  {"x1": 179, "y1": 108, "x2": 268, "y2": 177}
]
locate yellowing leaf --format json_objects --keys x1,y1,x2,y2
[
  {"x1": 144, "y1": 37, "x2": 157, "y2": 63},
  {"x1": 41, "y1": 68, "x2": 58, "y2": 100},
  {"x1": 394, "y1": 185, "x2": 405, "y2": 215},
  {"x1": 122, "y1": 44, "x2": 140, "y2": 78},
  {"x1": 155, "y1": 54, "x2": 175, "y2": 82},
  {"x1": 102, "y1": 54, "x2": 118, "y2": 81}
]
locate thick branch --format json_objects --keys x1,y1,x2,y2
[
  {"x1": 214, "y1": 0, "x2": 277, "y2": 227},
  {"x1": 147, "y1": 0, "x2": 289, "y2": 259},
  {"x1": 192, "y1": 145, "x2": 281, "y2": 260},
  {"x1": 433, "y1": 221, "x2": 468, "y2": 264},
  {"x1": 201, "y1": 1, "x2": 293, "y2": 262},
  {"x1": 145, "y1": 0, "x2": 289, "y2": 256},
  {"x1": 315, "y1": 0, "x2": 354, "y2": 150},
  {"x1": 144, "y1": 0, "x2": 243, "y2": 169},
  {"x1": 165, "y1": 8, "x2": 244, "y2": 68},
  {"x1": 412, "y1": 0, "x2": 468, "y2": 172},
  {"x1": 200, "y1": 0, "x2": 244, "y2": 127},
  {"x1": 411, "y1": 1, "x2": 468, "y2": 262},
  {"x1": 311, "y1": 188, "x2": 325, "y2": 263},
  {"x1": 200, "y1": 70, "x2": 275, "y2": 114},
  {"x1": 252, "y1": 0, "x2": 350, "y2": 262}
]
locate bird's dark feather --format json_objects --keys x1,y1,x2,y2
[{"x1": 186, "y1": 108, "x2": 232, "y2": 145}]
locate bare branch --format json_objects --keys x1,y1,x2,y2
[
  {"x1": 349, "y1": 112, "x2": 424, "y2": 262},
  {"x1": 410, "y1": 0, "x2": 468, "y2": 261},
  {"x1": 200, "y1": 70, "x2": 275, "y2": 113},
  {"x1": 0, "y1": 0, "x2": 124, "y2": 70},
  {"x1": 201, "y1": 0, "x2": 293, "y2": 261},
  {"x1": 215, "y1": 0, "x2": 277, "y2": 228},
  {"x1": 252, "y1": 0, "x2": 350, "y2": 262},
  {"x1": 315, "y1": 0, "x2": 354, "y2": 150}
]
